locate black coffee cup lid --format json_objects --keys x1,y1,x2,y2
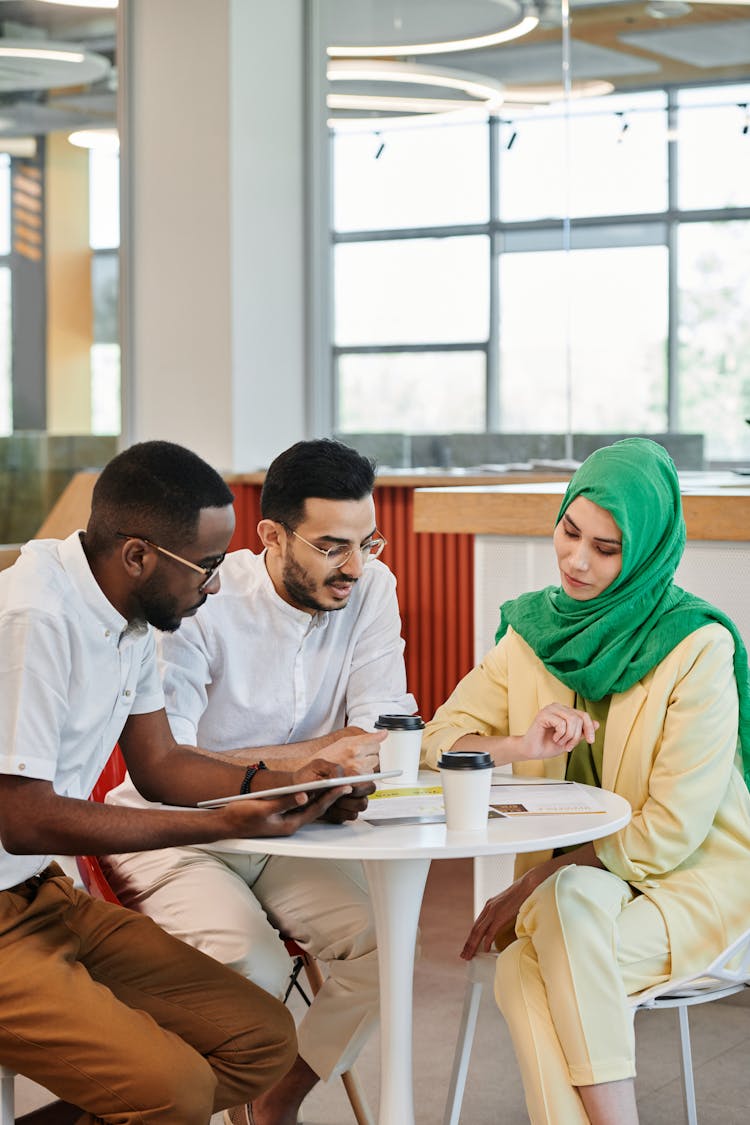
[
  {"x1": 375, "y1": 714, "x2": 425, "y2": 731},
  {"x1": 437, "y1": 751, "x2": 494, "y2": 770}
]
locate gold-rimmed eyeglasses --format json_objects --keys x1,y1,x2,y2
[
  {"x1": 116, "y1": 532, "x2": 226, "y2": 592},
  {"x1": 283, "y1": 526, "x2": 387, "y2": 570}
]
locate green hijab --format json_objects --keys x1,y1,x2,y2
[{"x1": 495, "y1": 438, "x2": 750, "y2": 789}]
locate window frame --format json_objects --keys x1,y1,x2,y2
[{"x1": 330, "y1": 85, "x2": 750, "y2": 458}]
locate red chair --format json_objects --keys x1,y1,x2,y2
[{"x1": 77, "y1": 749, "x2": 373, "y2": 1125}]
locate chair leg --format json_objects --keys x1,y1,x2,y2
[
  {"x1": 442, "y1": 977, "x2": 485, "y2": 1125},
  {"x1": 677, "y1": 1006, "x2": 698, "y2": 1125},
  {"x1": 300, "y1": 955, "x2": 374, "y2": 1125},
  {"x1": 0, "y1": 1065, "x2": 14, "y2": 1125},
  {"x1": 341, "y1": 1069, "x2": 375, "y2": 1125},
  {"x1": 301, "y1": 955, "x2": 325, "y2": 997},
  {"x1": 284, "y1": 955, "x2": 313, "y2": 1006}
]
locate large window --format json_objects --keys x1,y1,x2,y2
[
  {"x1": 331, "y1": 82, "x2": 750, "y2": 463},
  {"x1": 499, "y1": 242, "x2": 668, "y2": 433},
  {"x1": 678, "y1": 221, "x2": 750, "y2": 461}
]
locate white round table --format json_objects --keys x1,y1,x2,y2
[{"x1": 218, "y1": 781, "x2": 631, "y2": 1125}]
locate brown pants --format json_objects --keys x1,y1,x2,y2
[{"x1": 0, "y1": 865, "x2": 296, "y2": 1124}]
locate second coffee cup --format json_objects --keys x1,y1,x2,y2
[
  {"x1": 438, "y1": 750, "x2": 494, "y2": 831},
  {"x1": 375, "y1": 714, "x2": 425, "y2": 787}
]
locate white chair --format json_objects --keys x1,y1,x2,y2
[
  {"x1": 0, "y1": 1063, "x2": 14, "y2": 1125},
  {"x1": 632, "y1": 928, "x2": 750, "y2": 1125},
  {"x1": 443, "y1": 854, "x2": 750, "y2": 1125}
]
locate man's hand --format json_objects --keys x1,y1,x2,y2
[
  {"x1": 519, "y1": 703, "x2": 599, "y2": 760},
  {"x1": 291, "y1": 756, "x2": 376, "y2": 824},
  {"x1": 214, "y1": 774, "x2": 354, "y2": 839},
  {"x1": 318, "y1": 729, "x2": 386, "y2": 774}
]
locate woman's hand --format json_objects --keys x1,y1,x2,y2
[
  {"x1": 520, "y1": 703, "x2": 598, "y2": 760},
  {"x1": 461, "y1": 842, "x2": 605, "y2": 960},
  {"x1": 461, "y1": 867, "x2": 549, "y2": 960}
]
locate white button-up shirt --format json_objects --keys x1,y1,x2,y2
[
  {"x1": 0, "y1": 532, "x2": 164, "y2": 889},
  {"x1": 108, "y1": 549, "x2": 416, "y2": 816},
  {"x1": 158, "y1": 549, "x2": 415, "y2": 748}
]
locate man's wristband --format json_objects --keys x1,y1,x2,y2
[{"x1": 239, "y1": 761, "x2": 268, "y2": 795}]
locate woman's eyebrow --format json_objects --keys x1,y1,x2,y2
[{"x1": 563, "y1": 512, "x2": 621, "y2": 546}]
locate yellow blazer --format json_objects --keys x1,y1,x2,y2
[{"x1": 423, "y1": 623, "x2": 750, "y2": 979}]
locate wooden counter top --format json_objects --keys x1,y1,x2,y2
[
  {"x1": 226, "y1": 470, "x2": 568, "y2": 489},
  {"x1": 413, "y1": 479, "x2": 750, "y2": 542}
]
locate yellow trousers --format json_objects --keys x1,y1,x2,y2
[{"x1": 495, "y1": 865, "x2": 671, "y2": 1125}]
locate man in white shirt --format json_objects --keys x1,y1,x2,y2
[
  {"x1": 104, "y1": 439, "x2": 417, "y2": 1125},
  {"x1": 0, "y1": 440, "x2": 372, "y2": 1125}
]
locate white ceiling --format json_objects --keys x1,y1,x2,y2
[
  {"x1": 0, "y1": 0, "x2": 748, "y2": 141},
  {"x1": 619, "y1": 21, "x2": 750, "y2": 69}
]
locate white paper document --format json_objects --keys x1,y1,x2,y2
[
  {"x1": 489, "y1": 781, "x2": 605, "y2": 816},
  {"x1": 358, "y1": 780, "x2": 604, "y2": 824},
  {"x1": 359, "y1": 784, "x2": 447, "y2": 825}
]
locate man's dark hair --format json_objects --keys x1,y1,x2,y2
[
  {"x1": 261, "y1": 439, "x2": 376, "y2": 529},
  {"x1": 86, "y1": 440, "x2": 234, "y2": 557}
]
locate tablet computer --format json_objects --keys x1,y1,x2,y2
[{"x1": 197, "y1": 769, "x2": 403, "y2": 808}]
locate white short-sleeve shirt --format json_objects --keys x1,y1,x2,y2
[
  {"x1": 107, "y1": 549, "x2": 416, "y2": 810},
  {"x1": 0, "y1": 532, "x2": 164, "y2": 889}
]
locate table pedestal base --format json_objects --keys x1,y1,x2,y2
[{"x1": 363, "y1": 857, "x2": 431, "y2": 1125}]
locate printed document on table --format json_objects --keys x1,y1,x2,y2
[
  {"x1": 490, "y1": 781, "x2": 605, "y2": 816},
  {"x1": 359, "y1": 784, "x2": 447, "y2": 825}
]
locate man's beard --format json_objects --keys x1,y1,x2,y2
[
  {"x1": 137, "y1": 572, "x2": 205, "y2": 633},
  {"x1": 281, "y1": 554, "x2": 356, "y2": 614}
]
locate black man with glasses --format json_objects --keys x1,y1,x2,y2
[{"x1": 103, "y1": 439, "x2": 417, "y2": 1125}]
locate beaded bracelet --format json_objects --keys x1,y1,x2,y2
[{"x1": 239, "y1": 761, "x2": 268, "y2": 795}]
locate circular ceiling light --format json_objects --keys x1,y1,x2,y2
[
  {"x1": 327, "y1": 9, "x2": 539, "y2": 58},
  {"x1": 68, "y1": 127, "x2": 119, "y2": 151},
  {"x1": 35, "y1": 1, "x2": 118, "y2": 8},
  {"x1": 0, "y1": 39, "x2": 110, "y2": 92},
  {"x1": 327, "y1": 60, "x2": 505, "y2": 124},
  {"x1": 0, "y1": 45, "x2": 85, "y2": 64},
  {"x1": 504, "y1": 80, "x2": 616, "y2": 105}
]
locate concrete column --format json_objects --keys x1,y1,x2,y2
[{"x1": 120, "y1": 0, "x2": 309, "y2": 472}]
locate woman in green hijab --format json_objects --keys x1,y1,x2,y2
[{"x1": 423, "y1": 438, "x2": 750, "y2": 1125}]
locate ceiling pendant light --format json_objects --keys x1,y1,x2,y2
[
  {"x1": 327, "y1": 59, "x2": 505, "y2": 124},
  {"x1": 328, "y1": 4, "x2": 539, "y2": 58},
  {"x1": 35, "y1": 1, "x2": 118, "y2": 8}
]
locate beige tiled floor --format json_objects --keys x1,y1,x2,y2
[{"x1": 15, "y1": 857, "x2": 750, "y2": 1123}]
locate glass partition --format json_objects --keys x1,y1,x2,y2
[
  {"x1": 0, "y1": 2, "x2": 119, "y2": 540},
  {"x1": 319, "y1": 0, "x2": 750, "y2": 467}
]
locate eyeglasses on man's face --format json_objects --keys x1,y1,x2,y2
[
  {"x1": 116, "y1": 532, "x2": 226, "y2": 593},
  {"x1": 283, "y1": 525, "x2": 387, "y2": 570}
]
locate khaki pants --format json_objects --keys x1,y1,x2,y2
[
  {"x1": 0, "y1": 865, "x2": 296, "y2": 1124},
  {"x1": 495, "y1": 865, "x2": 672, "y2": 1125},
  {"x1": 102, "y1": 846, "x2": 379, "y2": 1082}
]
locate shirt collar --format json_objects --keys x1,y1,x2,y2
[
  {"x1": 58, "y1": 531, "x2": 148, "y2": 642},
  {"x1": 259, "y1": 550, "x2": 330, "y2": 631}
]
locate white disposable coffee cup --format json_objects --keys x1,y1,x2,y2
[
  {"x1": 375, "y1": 714, "x2": 425, "y2": 787},
  {"x1": 438, "y1": 751, "x2": 494, "y2": 831}
]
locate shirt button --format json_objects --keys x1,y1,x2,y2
[
  {"x1": 123, "y1": 689, "x2": 132, "y2": 697},
  {"x1": 104, "y1": 630, "x2": 111, "y2": 638},
  {"x1": 18, "y1": 763, "x2": 26, "y2": 771}
]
